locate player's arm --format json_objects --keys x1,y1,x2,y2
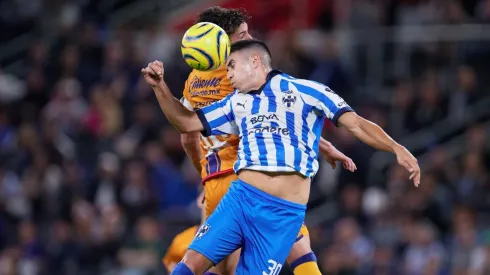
[
  {"x1": 319, "y1": 137, "x2": 356, "y2": 172},
  {"x1": 181, "y1": 132, "x2": 202, "y2": 173},
  {"x1": 320, "y1": 138, "x2": 357, "y2": 172},
  {"x1": 338, "y1": 113, "x2": 397, "y2": 152},
  {"x1": 142, "y1": 61, "x2": 203, "y2": 133},
  {"x1": 302, "y1": 80, "x2": 420, "y2": 186},
  {"x1": 142, "y1": 61, "x2": 239, "y2": 136},
  {"x1": 337, "y1": 109, "x2": 420, "y2": 186},
  {"x1": 162, "y1": 239, "x2": 182, "y2": 273},
  {"x1": 180, "y1": 97, "x2": 202, "y2": 173}
]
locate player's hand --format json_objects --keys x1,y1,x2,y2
[
  {"x1": 394, "y1": 145, "x2": 420, "y2": 187},
  {"x1": 323, "y1": 147, "x2": 357, "y2": 172},
  {"x1": 141, "y1": 60, "x2": 164, "y2": 87}
]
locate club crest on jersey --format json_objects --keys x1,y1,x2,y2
[
  {"x1": 195, "y1": 223, "x2": 210, "y2": 240},
  {"x1": 282, "y1": 90, "x2": 297, "y2": 109}
]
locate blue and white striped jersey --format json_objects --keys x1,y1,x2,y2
[{"x1": 195, "y1": 70, "x2": 354, "y2": 178}]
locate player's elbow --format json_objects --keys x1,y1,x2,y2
[
  {"x1": 173, "y1": 122, "x2": 191, "y2": 134},
  {"x1": 178, "y1": 123, "x2": 201, "y2": 134},
  {"x1": 173, "y1": 113, "x2": 201, "y2": 133},
  {"x1": 338, "y1": 112, "x2": 362, "y2": 132},
  {"x1": 181, "y1": 132, "x2": 200, "y2": 148},
  {"x1": 183, "y1": 114, "x2": 206, "y2": 134}
]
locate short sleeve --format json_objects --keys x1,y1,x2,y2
[
  {"x1": 195, "y1": 93, "x2": 238, "y2": 137},
  {"x1": 180, "y1": 97, "x2": 193, "y2": 111},
  {"x1": 162, "y1": 241, "x2": 180, "y2": 273},
  {"x1": 181, "y1": 78, "x2": 193, "y2": 111},
  {"x1": 290, "y1": 79, "x2": 354, "y2": 126},
  {"x1": 316, "y1": 86, "x2": 354, "y2": 125}
]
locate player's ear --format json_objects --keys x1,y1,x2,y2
[{"x1": 251, "y1": 53, "x2": 260, "y2": 68}]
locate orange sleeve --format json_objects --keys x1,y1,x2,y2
[
  {"x1": 162, "y1": 238, "x2": 183, "y2": 272},
  {"x1": 182, "y1": 76, "x2": 191, "y2": 103},
  {"x1": 162, "y1": 226, "x2": 198, "y2": 272}
]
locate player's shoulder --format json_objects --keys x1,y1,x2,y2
[
  {"x1": 271, "y1": 72, "x2": 328, "y2": 94},
  {"x1": 182, "y1": 225, "x2": 200, "y2": 236},
  {"x1": 224, "y1": 89, "x2": 241, "y2": 99},
  {"x1": 186, "y1": 66, "x2": 228, "y2": 86},
  {"x1": 220, "y1": 89, "x2": 241, "y2": 106},
  {"x1": 192, "y1": 65, "x2": 227, "y2": 77},
  {"x1": 174, "y1": 225, "x2": 199, "y2": 242},
  {"x1": 184, "y1": 66, "x2": 232, "y2": 100},
  {"x1": 291, "y1": 77, "x2": 326, "y2": 91}
]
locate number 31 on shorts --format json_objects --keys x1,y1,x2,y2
[{"x1": 263, "y1": 259, "x2": 283, "y2": 275}]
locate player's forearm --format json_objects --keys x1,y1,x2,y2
[
  {"x1": 319, "y1": 138, "x2": 334, "y2": 156},
  {"x1": 152, "y1": 82, "x2": 203, "y2": 133},
  {"x1": 354, "y1": 116, "x2": 401, "y2": 153},
  {"x1": 187, "y1": 150, "x2": 203, "y2": 174},
  {"x1": 181, "y1": 133, "x2": 203, "y2": 173}
]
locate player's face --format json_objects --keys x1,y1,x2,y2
[
  {"x1": 226, "y1": 51, "x2": 259, "y2": 92},
  {"x1": 229, "y1": 23, "x2": 252, "y2": 43}
]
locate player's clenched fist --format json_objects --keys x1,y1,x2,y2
[{"x1": 142, "y1": 60, "x2": 164, "y2": 87}]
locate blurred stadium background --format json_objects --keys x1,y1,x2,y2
[{"x1": 1, "y1": 0, "x2": 490, "y2": 274}]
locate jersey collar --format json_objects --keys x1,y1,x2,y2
[{"x1": 248, "y1": 69, "x2": 282, "y2": 95}]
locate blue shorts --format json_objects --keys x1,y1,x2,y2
[{"x1": 188, "y1": 179, "x2": 306, "y2": 275}]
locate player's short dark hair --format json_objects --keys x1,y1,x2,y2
[
  {"x1": 230, "y1": 39, "x2": 272, "y2": 58},
  {"x1": 196, "y1": 6, "x2": 250, "y2": 35},
  {"x1": 230, "y1": 40, "x2": 272, "y2": 67}
]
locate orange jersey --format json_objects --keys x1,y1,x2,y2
[
  {"x1": 162, "y1": 225, "x2": 199, "y2": 272},
  {"x1": 182, "y1": 66, "x2": 239, "y2": 183}
]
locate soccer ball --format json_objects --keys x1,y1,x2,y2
[{"x1": 181, "y1": 22, "x2": 230, "y2": 71}]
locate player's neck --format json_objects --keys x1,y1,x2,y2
[{"x1": 245, "y1": 68, "x2": 272, "y2": 92}]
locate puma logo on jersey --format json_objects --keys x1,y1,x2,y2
[{"x1": 236, "y1": 100, "x2": 247, "y2": 109}]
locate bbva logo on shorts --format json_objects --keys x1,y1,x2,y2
[{"x1": 282, "y1": 90, "x2": 297, "y2": 108}]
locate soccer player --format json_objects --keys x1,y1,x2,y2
[
  {"x1": 176, "y1": 6, "x2": 355, "y2": 275},
  {"x1": 163, "y1": 191, "x2": 205, "y2": 273},
  {"x1": 142, "y1": 40, "x2": 420, "y2": 275}
]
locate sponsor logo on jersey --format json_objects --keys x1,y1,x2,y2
[
  {"x1": 193, "y1": 100, "x2": 219, "y2": 109},
  {"x1": 190, "y1": 89, "x2": 221, "y2": 98},
  {"x1": 250, "y1": 114, "x2": 279, "y2": 125},
  {"x1": 248, "y1": 126, "x2": 290, "y2": 136},
  {"x1": 190, "y1": 76, "x2": 222, "y2": 90}
]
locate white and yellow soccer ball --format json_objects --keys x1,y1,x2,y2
[{"x1": 181, "y1": 22, "x2": 231, "y2": 71}]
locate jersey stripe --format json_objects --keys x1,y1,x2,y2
[
  {"x1": 280, "y1": 79, "x2": 289, "y2": 93},
  {"x1": 240, "y1": 117, "x2": 254, "y2": 168},
  {"x1": 271, "y1": 121, "x2": 285, "y2": 166},
  {"x1": 207, "y1": 153, "x2": 219, "y2": 174},
  {"x1": 301, "y1": 102, "x2": 313, "y2": 175},
  {"x1": 285, "y1": 111, "x2": 302, "y2": 172},
  {"x1": 264, "y1": 80, "x2": 276, "y2": 112},
  {"x1": 255, "y1": 131, "x2": 268, "y2": 166},
  {"x1": 251, "y1": 95, "x2": 261, "y2": 114}
]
